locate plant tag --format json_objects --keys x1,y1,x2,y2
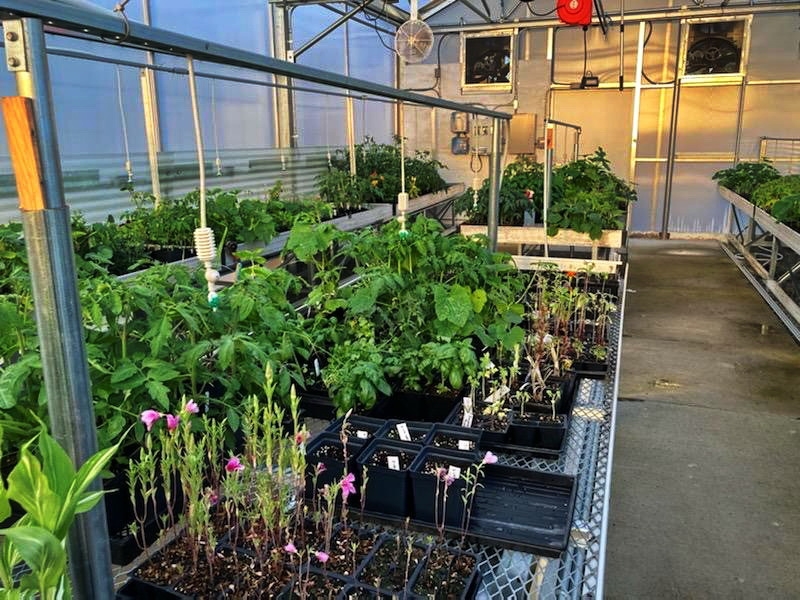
[
  {"x1": 484, "y1": 385, "x2": 510, "y2": 405},
  {"x1": 458, "y1": 439, "x2": 472, "y2": 451},
  {"x1": 387, "y1": 455, "x2": 401, "y2": 471},
  {"x1": 313, "y1": 358, "x2": 320, "y2": 377},
  {"x1": 396, "y1": 422, "x2": 412, "y2": 442},
  {"x1": 461, "y1": 412, "x2": 473, "y2": 428},
  {"x1": 462, "y1": 396, "x2": 473, "y2": 414},
  {"x1": 447, "y1": 465, "x2": 462, "y2": 480},
  {"x1": 356, "y1": 430, "x2": 369, "y2": 439}
]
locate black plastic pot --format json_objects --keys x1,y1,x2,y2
[
  {"x1": 336, "y1": 584, "x2": 399, "y2": 599},
  {"x1": 408, "y1": 447, "x2": 477, "y2": 529},
  {"x1": 298, "y1": 387, "x2": 337, "y2": 420},
  {"x1": 370, "y1": 388, "x2": 461, "y2": 422},
  {"x1": 571, "y1": 359, "x2": 609, "y2": 379},
  {"x1": 305, "y1": 432, "x2": 363, "y2": 502},
  {"x1": 423, "y1": 423, "x2": 482, "y2": 458},
  {"x1": 510, "y1": 413, "x2": 568, "y2": 450},
  {"x1": 325, "y1": 414, "x2": 389, "y2": 447},
  {"x1": 283, "y1": 568, "x2": 352, "y2": 599},
  {"x1": 446, "y1": 405, "x2": 512, "y2": 446},
  {"x1": 355, "y1": 438, "x2": 421, "y2": 518},
  {"x1": 379, "y1": 420, "x2": 433, "y2": 445}
]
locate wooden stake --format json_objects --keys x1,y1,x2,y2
[{"x1": 2, "y1": 96, "x2": 45, "y2": 211}]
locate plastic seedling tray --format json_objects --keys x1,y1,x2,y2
[{"x1": 355, "y1": 438, "x2": 421, "y2": 518}]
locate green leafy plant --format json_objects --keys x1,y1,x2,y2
[
  {"x1": 771, "y1": 194, "x2": 800, "y2": 228},
  {"x1": 712, "y1": 161, "x2": 781, "y2": 200},
  {"x1": 0, "y1": 428, "x2": 120, "y2": 600},
  {"x1": 751, "y1": 175, "x2": 800, "y2": 212}
]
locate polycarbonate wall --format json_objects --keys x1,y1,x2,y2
[{"x1": 0, "y1": 0, "x2": 395, "y2": 224}]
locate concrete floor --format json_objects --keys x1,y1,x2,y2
[{"x1": 604, "y1": 240, "x2": 800, "y2": 599}]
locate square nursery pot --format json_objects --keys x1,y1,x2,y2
[
  {"x1": 510, "y1": 413, "x2": 568, "y2": 451},
  {"x1": 423, "y1": 423, "x2": 482, "y2": 458},
  {"x1": 305, "y1": 432, "x2": 363, "y2": 502},
  {"x1": 297, "y1": 386, "x2": 337, "y2": 420},
  {"x1": 356, "y1": 438, "x2": 421, "y2": 518},
  {"x1": 354, "y1": 533, "x2": 428, "y2": 595},
  {"x1": 326, "y1": 414, "x2": 389, "y2": 448},
  {"x1": 409, "y1": 447, "x2": 479, "y2": 529},
  {"x1": 571, "y1": 357, "x2": 609, "y2": 379},
  {"x1": 446, "y1": 405, "x2": 512, "y2": 447},
  {"x1": 379, "y1": 420, "x2": 434, "y2": 445},
  {"x1": 369, "y1": 388, "x2": 462, "y2": 422},
  {"x1": 410, "y1": 545, "x2": 481, "y2": 600}
]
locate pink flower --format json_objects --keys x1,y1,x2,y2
[
  {"x1": 340, "y1": 473, "x2": 356, "y2": 500},
  {"x1": 184, "y1": 399, "x2": 199, "y2": 414},
  {"x1": 445, "y1": 474, "x2": 455, "y2": 487},
  {"x1": 524, "y1": 189, "x2": 534, "y2": 200},
  {"x1": 140, "y1": 410, "x2": 162, "y2": 432},
  {"x1": 284, "y1": 542, "x2": 297, "y2": 554},
  {"x1": 165, "y1": 414, "x2": 179, "y2": 431},
  {"x1": 295, "y1": 430, "x2": 309, "y2": 446},
  {"x1": 482, "y1": 451, "x2": 498, "y2": 465},
  {"x1": 207, "y1": 490, "x2": 219, "y2": 506},
  {"x1": 315, "y1": 462, "x2": 327, "y2": 475},
  {"x1": 225, "y1": 456, "x2": 244, "y2": 473},
  {"x1": 436, "y1": 467, "x2": 447, "y2": 481},
  {"x1": 315, "y1": 550, "x2": 329, "y2": 564}
]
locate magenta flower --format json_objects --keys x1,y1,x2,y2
[
  {"x1": 165, "y1": 414, "x2": 179, "y2": 431},
  {"x1": 315, "y1": 550, "x2": 329, "y2": 564},
  {"x1": 284, "y1": 542, "x2": 297, "y2": 554},
  {"x1": 436, "y1": 467, "x2": 447, "y2": 481},
  {"x1": 295, "y1": 430, "x2": 309, "y2": 446},
  {"x1": 445, "y1": 474, "x2": 455, "y2": 487},
  {"x1": 184, "y1": 399, "x2": 199, "y2": 414},
  {"x1": 482, "y1": 451, "x2": 498, "y2": 465},
  {"x1": 225, "y1": 456, "x2": 244, "y2": 473},
  {"x1": 140, "y1": 409, "x2": 162, "y2": 432},
  {"x1": 315, "y1": 462, "x2": 327, "y2": 475},
  {"x1": 340, "y1": 473, "x2": 357, "y2": 500}
]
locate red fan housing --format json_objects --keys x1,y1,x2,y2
[{"x1": 557, "y1": 0, "x2": 592, "y2": 26}]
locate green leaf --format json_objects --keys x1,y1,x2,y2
[
  {"x1": 145, "y1": 380, "x2": 170, "y2": 411},
  {"x1": 109, "y1": 362, "x2": 139, "y2": 386},
  {"x1": 470, "y1": 288, "x2": 488, "y2": 313},
  {"x1": 74, "y1": 490, "x2": 105, "y2": 514},
  {"x1": 37, "y1": 432, "x2": 74, "y2": 500},
  {"x1": 6, "y1": 451, "x2": 60, "y2": 532},
  {"x1": 433, "y1": 284, "x2": 473, "y2": 328},
  {"x1": 0, "y1": 526, "x2": 66, "y2": 591}
]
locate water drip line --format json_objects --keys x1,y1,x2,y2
[
  {"x1": 186, "y1": 55, "x2": 220, "y2": 307},
  {"x1": 114, "y1": 65, "x2": 133, "y2": 183},
  {"x1": 210, "y1": 79, "x2": 222, "y2": 176},
  {"x1": 397, "y1": 101, "x2": 409, "y2": 235}
]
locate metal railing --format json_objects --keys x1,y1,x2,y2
[{"x1": 759, "y1": 137, "x2": 800, "y2": 174}]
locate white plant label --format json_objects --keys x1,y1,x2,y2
[
  {"x1": 313, "y1": 358, "x2": 320, "y2": 377},
  {"x1": 461, "y1": 412, "x2": 474, "y2": 428},
  {"x1": 356, "y1": 430, "x2": 369, "y2": 439},
  {"x1": 396, "y1": 422, "x2": 411, "y2": 442},
  {"x1": 484, "y1": 385, "x2": 510, "y2": 405},
  {"x1": 462, "y1": 396, "x2": 473, "y2": 414},
  {"x1": 447, "y1": 465, "x2": 462, "y2": 480},
  {"x1": 387, "y1": 455, "x2": 401, "y2": 471},
  {"x1": 458, "y1": 439, "x2": 472, "y2": 451}
]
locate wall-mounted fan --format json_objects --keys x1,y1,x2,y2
[
  {"x1": 685, "y1": 36, "x2": 741, "y2": 74},
  {"x1": 395, "y1": 0, "x2": 434, "y2": 63}
]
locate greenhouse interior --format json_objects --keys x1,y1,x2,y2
[{"x1": 0, "y1": 0, "x2": 798, "y2": 598}]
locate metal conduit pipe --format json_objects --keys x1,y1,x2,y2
[{"x1": 660, "y1": 19, "x2": 683, "y2": 239}]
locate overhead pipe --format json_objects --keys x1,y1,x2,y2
[{"x1": 660, "y1": 19, "x2": 683, "y2": 239}]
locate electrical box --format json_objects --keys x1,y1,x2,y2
[
  {"x1": 471, "y1": 118, "x2": 492, "y2": 156},
  {"x1": 450, "y1": 112, "x2": 469, "y2": 134},
  {"x1": 451, "y1": 135, "x2": 470, "y2": 155},
  {"x1": 508, "y1": 113, "x2": 538, "y2": 155}
]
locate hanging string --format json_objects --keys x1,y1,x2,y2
[
  {"x1": 115, "y1": 65, "x2": 133, "y2": 183},
  {"x1": 210, "y1": 79, "x2": 222, "y2": 176},
  {"x1": 397, "y1": 101, "x2": 409, "y2": 234},
  {"x1": 324, "y1": 93, "x2": 332, "y2": 167}
]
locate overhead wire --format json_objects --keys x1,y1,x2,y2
[
  {"x1": 642, "y1": 22, "x2": 676, "y2": 85},
  {"x1": 114, "y1": 65, "x2": 133, "y2": 183}
]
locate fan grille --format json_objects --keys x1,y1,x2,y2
[{"x1": 395, "y1": 19, "x2": 434, "y2": 63}]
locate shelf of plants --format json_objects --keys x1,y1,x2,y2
[{"x1": 713, "y1": 162, "x2": 800, "y2": 340}]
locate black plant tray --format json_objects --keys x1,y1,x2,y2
[
  {"x1": 362, "y1": 464, "x2": 577, "y2": 558},
  {"x1": 116, "y1": 577, "x2": 192, "y2": 600},
  {"x1": 570, "y1": 360, "x2": 608, "y2": 379},
  {"x1": 482, "y1": 437, "x2": 565, "y2": 460}
]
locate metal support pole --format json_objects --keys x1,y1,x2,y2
[
  {"x1": 543, "y1": 121, "x2": 555, "y2": 257},
  {"x1": 659, "y1": 20, "x2": 683, "y2": 239},
  {"x1": 768, "y1": 236, "x2": 779, "y2": 280},
  {"x1": 488, "y1": 117, "x2": 503, "y2": 251},
  {"x1": 140, "y1": 68, "x2": 161, "y2": 202},
  {"x1": 2, "y1": 17, "x2": 113, "y2": 600},
  {"x1": 732, "y1": 75, "x2": 747, "y2": 165},
  {"x1": 573, "y1": 129, "x2": 580, "y2": 162},
  {"x1": 140, "y1": 0, "x2": 161, "y2": 151},
  {"x1": 344, "y1": 18, "x2": 357, "y2": 176},
  {"x1": 627, "y1": 21, "x2": 646, "y2": 230},
  {"x1": 270, "y1": 3, "x2": 295, "y2": 148}
]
